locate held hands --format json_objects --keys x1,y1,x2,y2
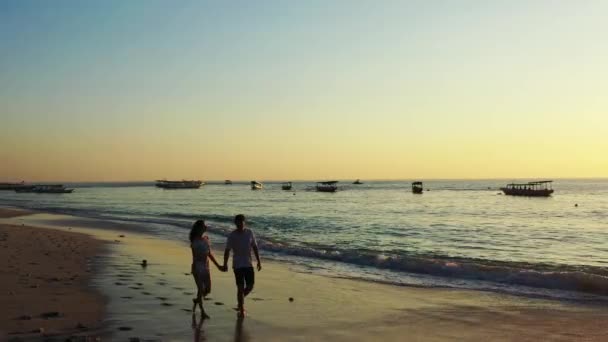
[
  {"x1": 257, "y1": 262, "x2": 262, "y2": 272},
  {"x1": 219, "y1": 264, "x2": 228, "y2": 272}
]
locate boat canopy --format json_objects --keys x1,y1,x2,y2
[{"x1": 412, "y1": 181, "x2": 423, "y2": 186}]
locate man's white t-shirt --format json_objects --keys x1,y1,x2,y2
[{"x1": 226, "y1": 229, "x2": 257, "y2": 269}]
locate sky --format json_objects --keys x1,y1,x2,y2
[{"x1": 1, "y1": 0, "x2": 607, "y2": 182}]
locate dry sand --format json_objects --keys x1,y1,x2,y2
[
  {"x1": 2, "y1": 210, "x2": 608, "y2": 341},
  {"x1": 0, "y1": 209, "x2": 106, "y2": 340}
]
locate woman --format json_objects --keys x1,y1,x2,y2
[{"x1": 190, "y1": 219, "x2": 222, "y2": 318}]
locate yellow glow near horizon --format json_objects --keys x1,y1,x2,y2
[{"x1": 1, "y1": 2, "x2": 607, "y2": 181}]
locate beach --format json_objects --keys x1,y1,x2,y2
[
  {"x1": 2, "y1": 207, "x2": 608, "y2": 341},
  {"x1": 0, "y1": 208, "x2": 105, "y2": 340}
]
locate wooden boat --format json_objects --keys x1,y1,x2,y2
[
  {"x1": 16, "y1": 184, "x2": 74, "y2": 193},
  {"x1": 353, "y1": 179, "x2": 363, "y2": 185},
  {"x1": 1, "y1": 181, "x2": 32, "y2": 191},
  {"x1": 500, "y1": 180, "x2": 554, "y2": 197},
  {"x1": 225, "y1": 180, "x2": 233, "y2": 185},
  {"x1": 251, "y1": 181, "x2": 263, "y2": 190},
  {"x1": 155, "y1": 180, "x2": 203, "y2": 189},
  {"x1": 316, "y1": 181, "x2": 338, "y2": 192},
  {"x1": 281, "y1": 182, "x2": 292, "y2": 190},
  {"x1": 412, "y1": 181, "x2": 423, "y2": 194}
]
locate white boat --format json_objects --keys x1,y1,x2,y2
[{"x1": 251, "y1": 181, "x2": 263, "y2": 190}]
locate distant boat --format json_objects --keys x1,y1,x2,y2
[
  {"x1": 281, "y1": 182, "x2": 292, "y2": 190},
  {"x1": 353, "y1": 179, "x2": 363, "y2": 185},
  {"x1": 251, "y1": 181, "x2": 263, "y2": 190},
  {"x1": 225, "y1": 180, "x2": 233, "y2": 185},
  {"x1": 412, "y1": 181, "x2": 423, "y2": 194},
  {"x1": 155, "y1": 180, "x2": 203, "y2": 189},
  {"x1": 500, "y1": 180, "x2": 554, "y2": 197},
  {"x1": 316, "y1": 181, "x2": 338, "y2": 192},
  {"x1": 16, "y1": 184, "x2": 74, "y2": 194},
  {"x1": 1, "y1": 181, "x2": 33, "y2": 191}
]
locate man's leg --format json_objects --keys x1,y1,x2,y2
[
  {"x1": 243, "y1": 267, "x2": 255, "y2": 297},
  {"x1": 234, "y1": 268, "x2": 246, "y2": 315}
]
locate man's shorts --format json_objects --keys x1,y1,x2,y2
[{"x1": 233, "y1": 267, "x2": 255, "y2": 289}]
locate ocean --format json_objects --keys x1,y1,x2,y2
[{"x1": 2, "y1": 179, "x2": 607, "y2": 301}]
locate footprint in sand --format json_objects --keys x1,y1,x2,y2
[
  {"x1": 120, "y1": 296, "x2": 133, "y2": 299},
  {"x1": 183, "y1": 292, "x2": 194, "y2": 296},
  {"x1": 161, "y1": 302, "x2": 173, "y2": 306},
  {"x1": 251, "y1": 297, "x2": 264, "y2": 301},
  {"x1": 214, "y1": 302, "x2": 224, "y2": 306},
  {"x1": 118, "y1": 326, "x2": 133, "y2": 331},
  {"x1": 156, "y1": 297, "x2": 168, "y2": 301},
  {"x1": 181, "y1": 308, "x2": 192, "y2": 313},
  {"x1": 141, "y1": 291, "x2": 152, "y2": 295}
]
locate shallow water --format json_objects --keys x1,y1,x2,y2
[{"x1": 2, "y1": 179, "x2": 607, "y2": 299}]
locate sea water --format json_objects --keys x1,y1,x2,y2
[{"x1": 2, "y1": 179, "x2": 607, "y2": 301}]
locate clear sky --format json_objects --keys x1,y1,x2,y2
[{"x1": 1, "y1": 1, "x2": 607, "y2": 182}]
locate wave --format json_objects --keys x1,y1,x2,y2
[
  {"x1": 5, "y1": 201, "x2": 608, "y2": 298},
  {"x1": 250, "y1": 241, "x2": 608, "y2": 297}
]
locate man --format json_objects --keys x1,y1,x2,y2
[{"x1": 223, "y1": 214, "x2": 262, "y2": 317}]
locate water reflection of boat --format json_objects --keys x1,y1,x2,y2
[
  {"x1": 281, "y1": 182, "x2": 292, "y2": 190},
  {"x1": 16, "y1": 184, "x2": 74, "y2": 193},
  {"x1": 155, "y1": 180, "x2": 203, "y2": 189},
  {"x1": 500, "y1": 180, "x2": 554, "y2": 197},
  {"x1": 412, "y1": 181, "x2": 423, "y2": 194},
  {"x1": 353, "y1": 179, "x2": 363, "y2": 185},
  {"x1": 316, "y1": 181, "x2": 338, "y2": 192},
  {"x1": 251, "y1": 181, "x2": 263, "y2": 190}
]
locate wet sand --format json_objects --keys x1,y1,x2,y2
[
  {"x1": 0, "y1": 209, "x2": 105, "y2": 340},
  {"x1": 2, "y1": 210, "x2": 608, "y2": 341}
]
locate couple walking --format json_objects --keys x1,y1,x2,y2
[{"x1": 189, "y1": 214, "x2": 261, "y2": 318}]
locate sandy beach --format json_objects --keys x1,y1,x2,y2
[
  {"x1": 0, "y1": 208, "x2": 105, "y2": 340},
  {"x1": 1, "y1": 208, "x2": 608, "y2": 341}
]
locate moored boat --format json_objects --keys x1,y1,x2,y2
[
  {"x1": 1, "y1": 181, "x2": 32, "y2": 191},
  {"x1": 500, "y1": 180, "x2": 554, "y2": 197},
  {"x1": 353, "y1": 179, "x2": 363, "y2": 185},
  {"x1": 316, "y1": 181, "x2": 338, "y2": 192},
  {"x1": 16, "y1": 184, "x2": 74, "y2": 193},
  {"x1": 251, "y1": 181, "x2": 263, "y2": 190},
  {"x1": 225, "y1": 180, "x2": 233, "y2": 185},
  {"x1": 281, "y1": 182, "x2": 292, "y2": 191},
  {"x1": 155, "y1": 180, "x2": 203, "y2": 189},
  {"x1": 412, "y1": 181, "x2": 423, "y2": 194}
]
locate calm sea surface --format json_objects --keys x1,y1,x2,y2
[{"x1": 2, "y1": 179, "x2": 607, "y2": 301}]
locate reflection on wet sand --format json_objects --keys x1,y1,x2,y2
[
  {"x1": 192, "y1": 314, "x2": 206, "y2": 341},
  {"x1": 234, "y1": 316, "x2": 249, "y2": 342}
]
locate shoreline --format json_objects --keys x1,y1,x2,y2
[
  {"x1": 0, "y1": 208, "x2": 106, "y2": 340},
  {"x1": 2, "y1": 208, "x2": 608, "y2": 340}
]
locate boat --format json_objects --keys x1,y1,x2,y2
[
  {"x1": 155, "y1": 180, "x2": 203, "y2": 189},
  {"x1": 316, "y1": 181, "x2": 338, "y2": 192},
  {"x1": 251, "y1": 181, "x2": 263, "y2": 190},
  {"x1": 0, "y1": 181, "x2": 33, "y2": 191},
  {"x1": 500, "y1": 180, "x2": 554, "y2": 197},
  {"x1": 353, "y1": 179, "x2": 363, "y2": 185},
  {"x1": 225, "y1": 180, "x2": 233, "y2": 185},
  {"x1": 281, "y1": 182, "x2": 292, "y2": 191},
  {"x1": 16, "y1": 184, "x2": 74, "y2": 193},
  {"x1": 412, "y1": 181, "x2": 423, "y2": 194}
]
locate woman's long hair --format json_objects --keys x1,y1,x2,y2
[{"x1": 190, "y1": 220, "x2": 206, "y2": 243}]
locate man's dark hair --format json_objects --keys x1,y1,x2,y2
[{"x1": 234, "y1": 214, "x2": 246, "y2": 224}]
